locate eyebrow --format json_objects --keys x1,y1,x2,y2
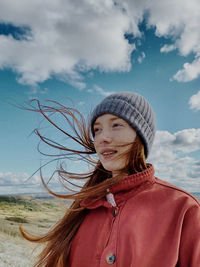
[{"x1": 93, "y1": 117, "x2": 121, "y2": 126}]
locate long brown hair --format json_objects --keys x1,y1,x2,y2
[{"x1": 20, "y1": 99, "x2": 147, "y2": 267}]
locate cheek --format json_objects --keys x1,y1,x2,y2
[
  {"x1": 94, "y1": 139, "x2": 98, "y2": 152},
  {"x1": 124, "y1": 131, "x2": 136, "y2": 143},
  {"x1": 115, "y1": 132, "x2": 135, "y2": 144}
]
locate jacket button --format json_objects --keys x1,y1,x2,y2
[
  {"x1": 113, "y1": 208, "x2": 118, "y2": 217},
  {"x1": 106, "y1": 253, "x2": 116, "y2": 264}
]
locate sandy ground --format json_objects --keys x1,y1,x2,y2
[{"x1": 0, "y1": 232, "x2": 40, "y2": 267}]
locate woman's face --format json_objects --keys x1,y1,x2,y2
[{"x1": 93, "y1": 114, "x2": 136, "y2": 177}]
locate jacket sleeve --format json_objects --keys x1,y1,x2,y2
[{"x1": 178, "y1": 203, "x2": 200, "y2": 267}]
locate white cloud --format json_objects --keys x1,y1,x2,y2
[
  {"x1": 172, "y1": 57, "x2": 200, "y2": 82},
  {"x1": 0, "y1": 0, "x2": 200, "y2": 87},
  {"x1": 0, "y1": 171, "x2": 76, "y2": 195},
  {"x1": 143, "y1": 0, "x2": 200, "y2": 82},
  {"x1": 93, "y1": 85, "x2": 115, "y2": 96},
  {"x1": 173, "y1": 129, "x2": 200, "y2": 153},
  {"x1": 87, "y1": 85, "x2": 115, "y2": 96},
  {"x1": 152, "y1": 128, "x2": 200, "y2": 154},
  {"x1": 0, "y1": 172, "x2": 43, "y2": 194},
  {"x1": 0, "y1": 172, "x2": 40, "y2": 186},
  {"x1": 149, "y1": 129, "x2": 200, "y2": 192},
  {"x1": 160, "y1": 44, "x2": 176, "y2": 53},
  {"x1": 143, "y1": 0, "x2": 200, "y2": 54},
  {"x1": 189, "y1": 90, "x2": 200, "y2": 111},
  {"x1": 0, "y1": 0, "x2": 134, "y2": 88},
  {"x1": 137, "y1": 52, "x2": 145, "y2": 63},
  {"x1": 118, "y1": 0, "x2": 200, "y2": 82},
  {"x1": 26, "y1": 86, "x2": 49, "y2": 99}
]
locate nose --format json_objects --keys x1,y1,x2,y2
[{"x1": 97, "y1": 129, "x2": 112, "y2": 144}]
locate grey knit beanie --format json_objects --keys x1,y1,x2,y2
[{"x1": 91, "y1": 92, "x2": 156, "y2": 158}]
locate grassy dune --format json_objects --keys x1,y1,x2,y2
[
  {"x1": 0, "y1": 194, "x2": 73, "y2": 266},
  {"x1": 0, "y1": 194, "x2": 72, "y2": 238}
]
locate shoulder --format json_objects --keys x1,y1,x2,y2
[{"x1": 153, "y1": 177, "x2": 200, "y2": 207}]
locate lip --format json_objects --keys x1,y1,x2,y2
[{"x1": 99, "y1": 148, "x2": 117, "y2": 160}]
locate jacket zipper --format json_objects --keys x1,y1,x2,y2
[{"x1": 105, "y1": 207, "x2": 118, "y2": 247}]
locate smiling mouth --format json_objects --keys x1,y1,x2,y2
[
  {"x1": 102, "y1": 151, "x2": 116, "y2": 155},
  {"x1": 101, "y1": 150, "x2": 117, "y2": 159}
]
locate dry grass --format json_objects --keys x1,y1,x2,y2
[{"x1": 0, "y1": 195, "x2": 72, "y2": 238}]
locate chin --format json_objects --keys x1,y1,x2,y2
[
  {"x1": 102, "y1": 163, "x2": 121, "y2": 174},
  {"x1": 102, "y1": 164, "x2": 114, "y2": 172}
]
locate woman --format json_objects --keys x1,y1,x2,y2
[{"x1": 21, "y1": 92, "x2": 200, "y2": 267}]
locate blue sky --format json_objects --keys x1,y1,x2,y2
[{"x1": 0, "y1": 0, "x2": 200, "y2": 194}]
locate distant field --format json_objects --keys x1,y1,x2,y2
[{"x1": 0, "y1": 194, "x2": 72, "y2": 267}]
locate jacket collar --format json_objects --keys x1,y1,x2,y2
[{"x1": 81, "y1": 164, "x2": 155, "y2": 210}]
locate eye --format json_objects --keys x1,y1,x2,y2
[
  {"x1": 112, "y1": 122, "x2": 123, "y2": 128},
  {"x1": 93, "y1": 127, "x2": 101, "y2": 134}
]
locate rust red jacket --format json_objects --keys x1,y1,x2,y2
[{"x1": 69, "y1": 165, "x2": 200, "y2": 267}]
